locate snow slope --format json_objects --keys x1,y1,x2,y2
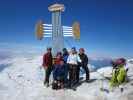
[{"x1": 0, "y1": 54, "x2": 133, "y2": 100}]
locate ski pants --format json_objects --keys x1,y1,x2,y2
[
  {"x1": 76, "y1": 64, "x2": 90, "y2": 81},
  {"x1": 44, "y1": 66, "x2": 53, "y2": 83},
  {"x1": 68, "y1": 64, "x2": 77, "y2": 86}
]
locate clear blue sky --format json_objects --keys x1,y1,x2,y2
[{"x1": 0, "y1": 0, "x2": 133, "y2": 58}]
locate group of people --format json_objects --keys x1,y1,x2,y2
[
  {"x1": 42, "y1": 47, "x2": 128, "y2": 90},
  {"x1": 42, "y1": 47, "x2": 90, "y2": 90}
]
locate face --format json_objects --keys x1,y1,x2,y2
[
  {"x1": 47, "y1": 49, "x2": 51, "y2": 53},
  {"x1": 71, "y1": 49, "x2": 75, "y2": 54},
  {"x1": 57, "y1": 54, "x2": 61, "y2": 59},
  {"x1": 79, "y1": 49, "x2": 84, "y2": 54}
]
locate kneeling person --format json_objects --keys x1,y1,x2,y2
[{"x1": 52, "y1": 59, "x2": 65, "y2": 90}]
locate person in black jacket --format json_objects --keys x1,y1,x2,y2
[
  {"x1": 77, "y1": 48, "x2": 90, "y2": 82},
  {"x1": 62, "y1": 48, "x2": 69, "y2": 84}
]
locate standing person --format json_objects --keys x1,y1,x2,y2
[
  {"x1": 67, "y1": 47, "x2": 81, "y2": 88},
  {"x1": 62, "y1": 48, "x2": 69, "y2": 84},
  {"x1": 42, "y1": 47, "x2": 53, "y2": 87},
  {"x1": 77, "y1": 48, "x2": 90, "y2": 82}
]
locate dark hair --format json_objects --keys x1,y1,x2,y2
[
  {"x1": 63, "y1": 48, "x2": 67, "y2": 51},
  {"x1": 56, "y1": 52, "x2": 62, "y2": 57},
  {"x1": 47, "y1": 47, "x2": 52, "y2": 51}
]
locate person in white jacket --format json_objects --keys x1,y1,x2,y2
[{"x1": 67, "y1": 47, "x2": 81, "y2": 88}]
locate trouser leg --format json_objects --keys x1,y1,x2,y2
[
  {"x1": 64, "y1": 64, "x2": 68, "y2": 83},
  {"x1": 45, "y1": 67, "x2": 52, "y2": 84},
  {"x1": 69, "y1": 64, "x2": 78, "y2": 87},
  {"x1": 76, "y1": 65, "x2": 80, "y2": 82},
  {"x1": 68, "y1": 64, "x2": 73, "y2": 87},
  {"x1": 70, "y1": 65, "x2": 77, "y2": 86},
  {"x1": 82, "y1": 65, "x2": 90, "y2": 80},
  {"x1": 73, "y1": 65, "x2": 77, "y2": 83}
]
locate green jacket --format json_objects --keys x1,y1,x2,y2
[{"x1": 110, "y1": 65, "x2": 126, "y2": 87}]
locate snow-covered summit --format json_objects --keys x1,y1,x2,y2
[{"x1": 0, "y1": 52, "x2": 133, "y2": 100}]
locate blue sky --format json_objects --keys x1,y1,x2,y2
[{"x1": 0, "y1": 0, "x2": 133, "y2": 58}]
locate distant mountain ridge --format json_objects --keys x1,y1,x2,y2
[
  {"x1": 89, "y1": 58, "x2": 112, "y2": 69},
  {"x1": 128, "y1": 59, "x2": 133, "y2": 64}
]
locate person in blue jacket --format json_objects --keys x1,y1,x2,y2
[
  {"x1": 62, "y1": 48, "x2": 69, "y2": 84},
  {"x1": 52, "y1": 58, "x2": 65, "y2": 89}
]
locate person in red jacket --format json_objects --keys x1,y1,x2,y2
[{"x1": 42, "y1": 47, "x2": 53, "y2": 87}]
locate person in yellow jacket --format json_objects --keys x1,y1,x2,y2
[{"x1": 110, "y1": 58, "x2": 127, "y2": 88}]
